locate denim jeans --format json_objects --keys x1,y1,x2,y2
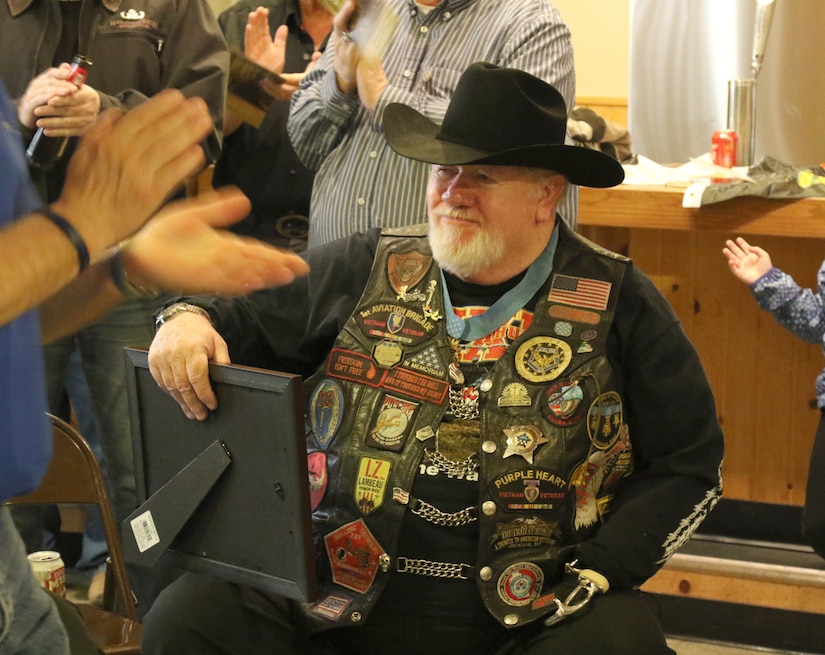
[
  {"x1": 64, "y1": 350, "x2": 107, "y2": 576},
  {"x1": 12, "y1": 353, "x2": 111, "y2": 575},
  {"x1": 0, "y1": 506, "x2": 70, "y2": 655},
  {"x1": 42, "y1": 295, "x2": 167, "y2": 525}
]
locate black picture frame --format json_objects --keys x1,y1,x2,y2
[{"x1": 123, "y1": 348, "x2": 317, "y2": 602}]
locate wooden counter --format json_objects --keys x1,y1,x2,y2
[
  {"x1": 579, "y1": 185, "x2": 825, "y2": 620},
  {"x1": 578, "y1": 185, "x2": 825, "y2": 506},
  {"x1": 579, "y1": 184, "x2": 825, "y2": 237}
]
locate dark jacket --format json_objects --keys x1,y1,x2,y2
[
  {"x1": 0, "y1": 0, "x2": 227, "y2": 199},
  {"x1": 214, "y1": 0, "x2": 326, "y2": 248},
  {"x1": 190, "y1": 222, "x2": 725, "y2": 630}
]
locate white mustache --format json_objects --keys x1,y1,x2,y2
[{"x1": 434, "y1": 208, "x2": 478, "y2": 223}]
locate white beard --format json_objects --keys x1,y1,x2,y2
[{"x1": 428, "y1": 215, "x2": 505, "y2": 280}]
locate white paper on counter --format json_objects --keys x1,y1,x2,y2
[{"x1": 621, "y1": 154, "x2": 754, "y2": 207}]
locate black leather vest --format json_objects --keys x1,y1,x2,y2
[{"x1": 297, "y1": 223, "x2": 630, "y2": 631}]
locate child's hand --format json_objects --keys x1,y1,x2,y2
[{"x1": 723, "y1": 237, "x2": 773, "y2": 285}]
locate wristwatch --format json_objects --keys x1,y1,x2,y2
[{"x1": 154, "y1": 302, "x2": 211, "y2": 331}]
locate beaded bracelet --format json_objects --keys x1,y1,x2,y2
[{"x1": 41, "y1": 207, "x2": 90, "y2": 272}]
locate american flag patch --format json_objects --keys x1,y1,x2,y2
[{"x1": 548, "y1": 275, "x2": 611, "y2": 310}]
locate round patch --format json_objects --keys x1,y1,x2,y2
[
  {"x1": 514, "y1": 337, "x2": 572, "y2": 383},
  {"x1": 586, "y1": 391, "x2": 623, "y2": 450},
  {"x1": 497, "y1": 562, "x2": 544, "y2": 607},
  {"x1": 542, "y1": 379, "x2": 587, "y2": 427}
]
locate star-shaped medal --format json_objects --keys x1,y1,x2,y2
[{"x1": 502, "y1": 425, "x2": 548, "y2": 464}]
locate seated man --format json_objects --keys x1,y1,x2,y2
[{"x1": 143, "y1": 62, "x2": 724, "y2": 655}]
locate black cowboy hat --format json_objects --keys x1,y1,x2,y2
[{"x1": 383, "y1": 62, "x2": 625, "y2": 188}]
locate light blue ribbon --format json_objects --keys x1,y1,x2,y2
[{"x1": 442, "y1": 224, "x2": 559, "y2": 341}]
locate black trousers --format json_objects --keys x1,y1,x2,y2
[
  {"x1": 141, "y1": 573, "x2": 674, "y2": 655},
  {"x1": 802, "y1": 411, "x2": 825, "y2": 558}
]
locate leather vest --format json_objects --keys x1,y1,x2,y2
[{"x1": 297, "y1": 223, "x2": 630, "y2": 631}]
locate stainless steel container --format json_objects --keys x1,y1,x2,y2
[{"x1": 727, "y1": 78, "x2": 757, "y2": 166}]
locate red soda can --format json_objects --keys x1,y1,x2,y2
[{"x1": 711, "y1": 130, "x2": 738, "y2": 168}]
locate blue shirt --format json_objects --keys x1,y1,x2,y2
[{"x1": 0, "y1": 79, "x2": 51, "y2": 501}]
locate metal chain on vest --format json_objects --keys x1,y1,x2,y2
[
  {"x1": 396, "y1": 557, "x2": 473, "y2": 579},
  {"x1": 425, "y1": 448, "x2": 478, "y2": 478},
  {"x1": 411, "y1": 498, "x2": 477, "y2": 527},
  {"x1": 394, "y1": 487, "x2": 477, "y2": 526}
]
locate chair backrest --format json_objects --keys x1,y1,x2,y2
[{"x1": 7, "y1": 413, "x2": 138, "y2": 621}]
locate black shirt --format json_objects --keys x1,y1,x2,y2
[{"x1": 214, "y1": 0, "x2": 328, "y2": 249}]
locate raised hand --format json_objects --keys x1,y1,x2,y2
[
  {"x1": 723, "y1": 236, "x2": 774, "y2": 285},
  {"x1": 244, "y1": 7, "x2": 286, "y2": 74},
  {"x1": 332, "y1": 0, "x2": 360, "y2": 94}
]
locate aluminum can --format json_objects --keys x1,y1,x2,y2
[
  {"x1": 28, "y1": 551, "x2": 66, "y2": 597},
  {"x1": 711, "y1": 130, "x2": 738, "y2": 169}
]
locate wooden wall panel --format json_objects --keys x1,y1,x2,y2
[
  {"x1": 579, "y1": 189, "x2": 825, "y2": 507},
  {"x1": 575, "y1": 96, "x2": 628, "y2": 126},
  {"x1": 638, "y1": 231, "x2": 820, "y2": 505}
]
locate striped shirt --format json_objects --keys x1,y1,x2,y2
[{"x1": 287, "y1": 0, "x2": 577, "y2": 247}]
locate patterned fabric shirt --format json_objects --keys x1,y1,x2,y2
[
  {"x1": 751, "y1": 263, "x2": 825, "y2": 407},
  {"x1": 287, "y1": 0, "x2": 578, "y2": 247}
]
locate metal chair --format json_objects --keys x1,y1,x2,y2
[{"x1": 7, "y1": 413, "x2": 141, "y2": 653}]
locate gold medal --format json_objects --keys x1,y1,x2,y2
[
  {"x1": 373, "y1": 340, "x2": 404, "y2": 368},
  {"x1": 515, "y1": 337, "x2": 572, "y2": 383}
]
